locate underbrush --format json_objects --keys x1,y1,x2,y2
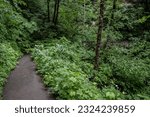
[
  {"x1": 0, "y1": 0, "x2": 37, "y2": 53},
  {"x1": 0, "y1": 42, "x2": 22, "y2": 99},
  {"x1": 32, "y1": 37, "x2": 102, "y2": 99},
  {"x1": 0, "y1": 0, "x2": 36, "y2": 99},
  {"x1": 103, "y1": 40, "x2": 150, "y2": 99},
  {"x1": 32, "y1": 37, "x2": 150, "y2": 100}
]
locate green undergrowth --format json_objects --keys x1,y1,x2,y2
[
  {"x1": 0, "y1": 0, "x2": 36, "y2": 99},
  {"x1": 0, "y1": 42, "x2": 22, "y2": 99},
  {"x1": 32, "y1": 37, "x2": 150, "y2": 100},
  {"x1": 0, "y1": 0, "x2": 37, "y2": 53},
  {"x1": 32, "y1": 37, "x2": 103, "y2": 100},
  {"x1": 103, "y1": 40, "x2": 150, "y2": 99}
]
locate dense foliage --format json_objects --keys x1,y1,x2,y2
[
  {"x1": 103, "y1": 41, "x2": 150, "y2": 99},
  {"x1": 0, "y1": 0, "x2": 150, "y2": 99},
  {"x1": 0, "y1": 0, "x2": 35, "y2": 98},
  {"x1": 32, "y1": 38, "x2": 102, "y2": 99},
  {"x1": 0, "y1": 42, "x2": 21, "y2": 99},
  {"x1": 0, "y1": 0, "x2": 37, "y2": 51}
]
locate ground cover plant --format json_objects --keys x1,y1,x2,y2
[
  {"x1": 0, "y1": 42, "x2": 21, "y2": 99},
  {"x1": 0, "y1": 0, "x2": 35, "y2": 98},
  {"x1": 32, "y1": 38, "x2": 103, "y2": 99}
]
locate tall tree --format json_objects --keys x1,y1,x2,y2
[
  {"x1": 111, "y1": 0, "x2": 117, "y2": 20},
  {"x1": 94, "y1": 0, "x2": 105, "y2": 70},
  {"x1": 53, "y1": 0, "x2": 61, "y2": 25},
  {"x1": 47, "y1": 0, "x2": 50, "y2": 22}
]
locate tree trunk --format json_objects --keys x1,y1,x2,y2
[
  {"x1": 53, "y1": 0, "x2": 60, "y2": 25},
  {"x1": 94, "y1": 0, "x2": 104, "y2": 70},
  {"x1": 111, "y1": 0, "x2": 117, "y2": 20},
  {"x1": 47, "y1": 0, "x2": 50, "y2": 22}
]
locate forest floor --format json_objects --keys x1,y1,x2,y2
[{"x1": 3, "y1": 55, "x2": 54, "y2": 100}]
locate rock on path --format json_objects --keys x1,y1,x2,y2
[{"x1": 3, "y1": 55, "x2": 54, "y2": 100}]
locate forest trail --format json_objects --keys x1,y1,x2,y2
[{"x1": 3, "y1": 55, "x2": 54, "y2": 100}]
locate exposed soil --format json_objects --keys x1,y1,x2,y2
[{"x1": 3, "y1": 55, "x2": 54, "y2": 100}]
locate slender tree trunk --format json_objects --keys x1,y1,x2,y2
[
  {"x1": 111, "y1": 0, "x2": 117, "y2": 20},
  {"x1": 55, "y1": 0, "x2": 60, "y2": 24},
  {"x1": 53, "y1": 0, "x2": 60, "y2": 25},
  {"x1": 94, "y1": 0, "x2": 104, "y2": 70},
  {"x1": 47, "y1": 0, "x2": 50, "y2": 22}
]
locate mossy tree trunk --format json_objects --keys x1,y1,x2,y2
[
  {"x1": 53, "y1": 0, "x2": 61, "y2": 25},
  {"x1": 94, "y1": 0, "x2": 104, "y2": 70}
]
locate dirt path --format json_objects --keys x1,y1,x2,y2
[{"x1": 3, "y1": 55, "x2": 54, "y2": 100}]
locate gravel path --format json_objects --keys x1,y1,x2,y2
[{"x1": 3, "y1": 55, "x2": 54, "y2": 100}]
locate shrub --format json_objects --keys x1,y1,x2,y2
[
  {"x1": 102, "y1": 86, "x2": 124, "y2": 100},
  {"x1": 32, "y1": 38, "x2": 102, "y2": 99},
  {"x1": 0, "y1": 42, "x2": 21, "y2": 99},
  {"x1": 105, "y1": 44, "x2": 150, "y2": 97},
  {"x1": 0, "y1": 0, "x2": 37, "y2": 52},
  {"x1": 94, "y1": 63, "x2": 113, "y2": 88}
]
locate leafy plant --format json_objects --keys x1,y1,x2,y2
[
  {"x1": 104, "y1": 43, "x2": 150, "y2": 99},
  {"x1": 32, "y1": 37, "x2": 102, "y2": 99},
  {"x1": 0, "y1": 42, "x2": 21, "y2": 99},
  {"x1": 102, "y1": 86, "x2": 124, "y2": 100},
  {"x1": 0, "y1": 0, "x2": 37, "y2": 52}
]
